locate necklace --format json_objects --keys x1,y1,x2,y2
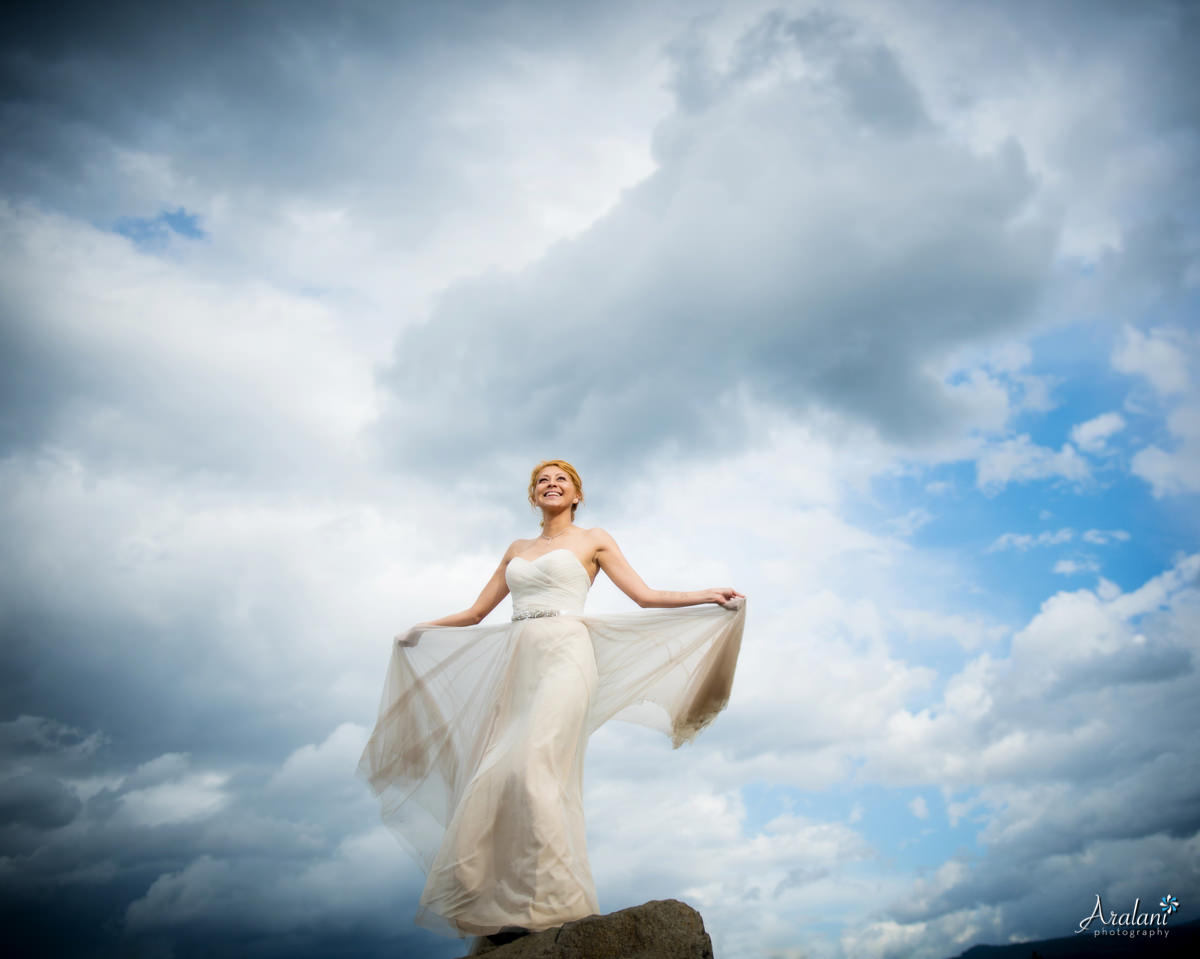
[{"x1": 541, "y1": 525, "x2": 574, "y2": 542}]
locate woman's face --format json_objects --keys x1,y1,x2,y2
[{"x1": 534, "y1": 466, "x2": 577, "y2": 509}]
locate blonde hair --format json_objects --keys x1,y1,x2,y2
[{"x1": 528, "y1": 459, "x2": 584, "y2": 523}]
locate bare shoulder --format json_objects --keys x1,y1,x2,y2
[
  {"x1": 581, "y1": 527, "x2": 619, "y2": 549},
  {"x1": 504, "y1": 538, "x2": 536, "y2": 561}
]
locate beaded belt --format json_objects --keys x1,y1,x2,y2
[{"x1": 512, "y1": 608, "x2": 561, "y2": 622}]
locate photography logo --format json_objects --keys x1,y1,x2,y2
[{"x1": 1076, "y1": 893, "x2": 1179, "y2": 939}]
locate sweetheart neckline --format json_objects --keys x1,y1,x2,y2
[{"x1": 509, "y1": 547, "x2": 594, "y2": 585}]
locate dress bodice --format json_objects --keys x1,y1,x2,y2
[{"x1": 505, "y1": 549, "x2": 591, "y2": 616}]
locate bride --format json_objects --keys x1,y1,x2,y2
[{"x1": 358, "y1": 459, "x2": 746, "y2": 948}]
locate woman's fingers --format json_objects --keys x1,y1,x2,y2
[
  {"x1": 396, "y1": 627, "x2": 422, "y2": 647},
  {"x1": 713, "y1": 587, "x2": 745, "y2": 609}
]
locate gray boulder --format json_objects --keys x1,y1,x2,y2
[{"x1": 458, "y1": 898, "x2": 715, "y2": 958}]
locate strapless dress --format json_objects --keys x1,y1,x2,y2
[{"x1": 357, "y1": 548, "x2": 745, "y2": 938}]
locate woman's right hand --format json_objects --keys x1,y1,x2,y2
[{"x1": 396, "y1": 623, "x2": 432, "y2": 647}]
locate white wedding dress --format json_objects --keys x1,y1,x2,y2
[{"x1": 357, "y1": 548, "x2": 746, "y2": 938}]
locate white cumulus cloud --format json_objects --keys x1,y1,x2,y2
[{"x1": 1070, "y1": 411, "x2": 1126, "y2": 453}]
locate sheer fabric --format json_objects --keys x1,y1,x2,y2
[{"x1": 357, "y1": 548, "x2": 745, "y2": 938}]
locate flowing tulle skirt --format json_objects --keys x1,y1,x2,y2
[{"x1": 357, "y1": 601, "x2": 745, "y2": 938}]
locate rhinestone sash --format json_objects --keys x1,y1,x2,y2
[{"x1": 512, "y1": 608, "x2": 562, "y2": 622}]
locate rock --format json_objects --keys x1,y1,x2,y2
[{"x1": 456, "y1": 899, "x2": 715, "y2": 958}]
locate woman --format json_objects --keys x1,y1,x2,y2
[{"x1": 358, "y1": 459, "x2": 746, "y2": 948}]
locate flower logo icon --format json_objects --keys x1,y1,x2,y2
[{"x1": 1160, "y1": 894, "x2": 1179, "y2": 914}]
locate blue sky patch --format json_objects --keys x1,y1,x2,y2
[{"x1": 113, "y1": 206, "x2": 206, "y2": 250}]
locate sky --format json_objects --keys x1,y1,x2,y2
[{"x1": 1, "y1": 1, "x2": 1198, "y2": 957}]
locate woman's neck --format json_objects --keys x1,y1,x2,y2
[{"x1": 540, "y1": 514, "x2": 574, "y2": 540}]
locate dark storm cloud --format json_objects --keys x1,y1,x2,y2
[
  {"x1": 0, "y1": 507, "x2": 358, "y2": 770},
  {"x1": 0, "y1": 607, "x2": 311, "y2": 768},
  {"x1": 0, "y1": 771, "x2": 81, "y2": 829},
  {"x1": 1, "y1": 0, "x2": 641, "y2": 224},
  {"x1": 0, "y1": 713, "x2": 104, "y2": 759},
  {"x1": 0, "y1": 716, "x2": 460, "y2": 958}
]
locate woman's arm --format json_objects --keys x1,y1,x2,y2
[
  {"x1": 397, "y1": 544, "x2": 519, "y2": 641},
  {"x1": 591, "y1": 528, "x2": 744, "y2": 609}
]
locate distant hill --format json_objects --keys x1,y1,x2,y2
[{"x1": 949, "y1": 918, "x2": 1199, "y2": 959}]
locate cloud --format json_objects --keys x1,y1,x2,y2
[
  {"x1": 116, "y1": 767, "x2": 230, "y2": 829},
  {"x1": 269, "y1": 722, "x2": 369, "y2": 795},
  {"x1": 1132, "y1": 406, "x2": 1200, "y2": 497},
  {"x1": 893, "y1": 608, "x2": 1008, "y2": 651},
  {"x1": 975, "y1": 436, "x2": 1090, "y2": 493},
  {"x1": 1110, "y1": 323, "x2": 1200, "y2": 497},
  {"x1": 123, "y1": 825, "x2": 420, "y2": 937},
  {"x1": 1081, "y1": 528, "x2": 1130, "y2": 546},
  {"x1": 373, "y1": 9, "x2": 1056, "y2": 471},
  {"x1": 0, "y1": 771, "x2": 82, "y2": 830},
  {"x1": 0, "y1": 714, "x2": 106, "y2": 762},
  {"x1": 1070, "y1": 411, "x2": 1125, "y2": 453},
  {"x1": 582, "y1": 765, "x2": 882, "y2": 959},
  {"x1": 1112, "y1": 325, "x2": 1191, "y2": 397},
  {"x1": 887, "y1": 507, "x2": 934, "y2": 538},
  {"x1": 1, "y1": 0, "x2": 672, "y2": 322},
  {"x1": 0, "y1": 202, "x2": 377, "y2": 473},
  {"x1": 987, "y1": 528, "x2": 1074, "y2": 552},
  {"x1": 989, "y1": 528, "x2": 1129, "y2": 559},
  {"x1": 857, "y1": 553, "x2": 1199, "y2": 791},
  {"x1": 1052, "y1": 557, "x2": 1100, "y2": 576},
  {"x1": 0, "y1": 715, "x2": 449, "y2": 958},
  {"x1": 845, "y1": 554, "x2": 1200, "y2": 955}
]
